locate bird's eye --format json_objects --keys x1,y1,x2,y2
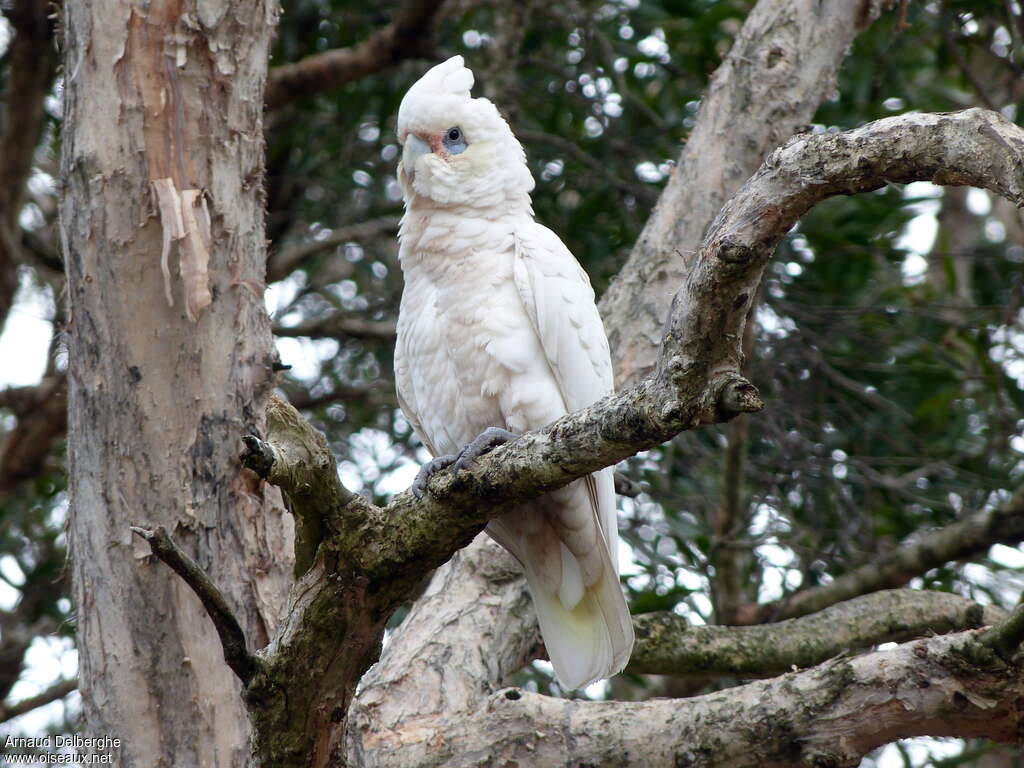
[{"x1": 443, "y1": 126, "x2": 467, "y2": 155}]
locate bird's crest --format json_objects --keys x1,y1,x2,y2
[{"x1": 397, "y1": 56, "x2": 474, "y2": 137}]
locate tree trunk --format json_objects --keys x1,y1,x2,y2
[{"x1": 60, "y1": 1, "x2": 291, "y2": 764}]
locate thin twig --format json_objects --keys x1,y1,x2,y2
[
  {"x1": 267, "y1": 216, "x2": 400, "y2": 283},
  {"x1": 736, "y1": 484, "x2": 1024, "y2": 624},
  {"x1": 130, "y1": 525, "x2": 260, "y2": 685},
  {"x1": 0, "y1": 678, "x2": 77, "y2": 723},
  {"x1": 274, "y1": 314, "x2": 397, "y2": 342}
]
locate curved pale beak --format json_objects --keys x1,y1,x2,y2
[{"x1": 402, "y1": 134, "x2": 431, "y2": 182}]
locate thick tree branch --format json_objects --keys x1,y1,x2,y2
[
  {"x1": 265, "y1": 0, "x2": 447, "y2": 109},
  {"x1": 599, "y1": 0, "x2": 893, "y2": 387},
  {"x1": 240, "y1": 396, "x2": 360, "y2": 576},
  {"x1": 348, "y1": 559, "x2": 1006, "y2": 752},
  {"x1": 129, "y1": 526, "x2": 260, "y2": 686},
  {"x1": 0, "y1": 678, "x2": 77, "y2": 724},
  {"x1": 244, "y1": 102, "x2": 1024, "y2": 676},
  {"x1": 348, "y1": 108, "x2": 1024, "y2": 596},
  {"x1": 629, "y1": 589, "x2": 1002, "y2": 678},
  {"x1": 737, "y1": 484, "x2": 1024, "y2": 624},
  {"x1": 346, "y1": 629, "x2": 1024, "y2": 767}
]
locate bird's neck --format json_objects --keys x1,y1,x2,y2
[{"x1": 398, "y1": 203, "x2": 530, "y2": 273}]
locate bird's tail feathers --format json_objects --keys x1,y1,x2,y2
[{"x1": 520, "y1": 541, "x2": 634, "y2": 690}]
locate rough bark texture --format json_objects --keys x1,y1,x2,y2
[
  {"x1": 61, "y1": 1, "x2": 292, "y2": 765},
  {"x1": 345, "y1": 537, "x2": 541, "y2": 764},
  {"x1": 345, "y1": 630, "x2": 1024, "y2": 768},
  {"x1": 628, "y1": 589, "x2": 1002, "y2": 677},
  {"x1": 600, "y1": 0, "x2": 890, "y2": 387}
]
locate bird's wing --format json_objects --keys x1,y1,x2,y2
[
  {"x1": 512, "y1": 223, "x2": 614, "y2": 412},
  {"x1": 496, "y1": 221, "x2": 632, "y2": 688},
  {"x1": 512, "y1": 222, "x2": 618, "y2": 553},
  {"x1": 395, "y1": 384, "x2": 438, "y2": 458},
  {"x1": 395, "y1": 281, "x2": 445, "y2": 459}
]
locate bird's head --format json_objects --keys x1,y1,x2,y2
[{"x1": 396, "y1": 55, "x2": 534, "y2": 209}]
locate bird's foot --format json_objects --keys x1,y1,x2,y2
[
  {"x1": 412, "y1": 454, "x2": 459, "y2": 500},
  {"x1": 452, "y1": 427, "x2": 520, "y2": 473},
  {"x1": 412, "y1": 428, "x2": 520, "y2": 500}
]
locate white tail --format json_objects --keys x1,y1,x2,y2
[{"x1": 488, "y1": 469, "x2": 634, "y2": 689}]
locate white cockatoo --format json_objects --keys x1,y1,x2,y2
[{"x1": 393, "y1": 55, "x2": 634, "y2": 689}]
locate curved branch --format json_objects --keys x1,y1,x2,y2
[
  {"x1": 347, "y1": 629, "x2": 1024, "y2": 767},
  {"x1": 247, "y1": 108, "x2": 1024, "y2": 629},
  {"x1": 629, "y1": 589, "x2": 1002, "y2": 678},
  {"x1": 736, "y1": 484, "x2": 1024, "y2": 624},
  {"x1": 239, "y1": 396, "x2": 364, "y2": 576},
  {"x1": 363, "y1": 108, "x2": 1024, "y2": 596},
  {"x1": 265, "y1": 0, "x2": 447, "y2": 109},
  {"x1": 599, "y1": 0, "x2": 892, "y2": 387}
]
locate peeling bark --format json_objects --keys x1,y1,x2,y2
[
  {"x1": 61, "y1": 1, "x2": 292, "y2": 765},
  {"x1": 346, "y1": 630, "x2": 1024, "y2": 768}
]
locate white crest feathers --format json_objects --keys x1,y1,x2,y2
[{"x1": 397, "y1": 56, "x2": 474, "y2": 135}]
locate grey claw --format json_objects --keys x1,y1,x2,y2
[
  {"x1": 412, "y1": 454, "x2": 458, "y2": 499},
  {"x1": 451, "y1": 427, "x2": 519, "y2": 473}
]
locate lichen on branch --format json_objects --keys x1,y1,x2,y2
[{"x1": 628, "y1": 589, "x2": 1002, "y2": 678}]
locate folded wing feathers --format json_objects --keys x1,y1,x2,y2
[{"x1": 510, "y1": 222, "x2": 634, "y2": 688}]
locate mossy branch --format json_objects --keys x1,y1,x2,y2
[
  {"x1": 629, "y1": 589, "x2": 1002, "y2": 677},
  {"x1": 979, "y1": 597, "x2": 1024, "y2": 662},
  {"x1": 351, "y1": 629, "x2": 1024, "y2": 767}
]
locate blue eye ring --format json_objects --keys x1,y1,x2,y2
[{"x1": 443, "y1": 126, "x2": 467, "y2": 154}]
